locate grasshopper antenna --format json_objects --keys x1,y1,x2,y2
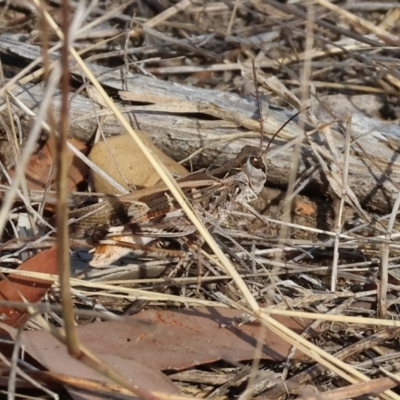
[
  {"x1": 265, "y1": 111, "x2": 301, "y2": 156},
  {"x1": 252, "y1": 61, "x2": 301, "y2": 156},
  {"x1": 252, "y1": 60, "x2": 264, "y2": 150}
]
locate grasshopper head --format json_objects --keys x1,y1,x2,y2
[{"x1": 242, "y1": 150, "x2": 267, "y2": 195}]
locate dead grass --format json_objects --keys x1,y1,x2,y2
[{"x1": 1, "y1": 0, "x2": 400, "y2": 399}]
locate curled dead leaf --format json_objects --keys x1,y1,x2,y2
[{"x1": 0, "y1": 246, "x2": 57, "y2": 328}]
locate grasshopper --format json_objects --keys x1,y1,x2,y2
[
  {"x1": 68, "y1": 64, "x2": 298, "y2": 268},
  {"x1": 69, "y1": 145, "x2": 267, "y2": 267}
]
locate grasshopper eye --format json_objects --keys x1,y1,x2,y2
[{"x1": 250, "y1": 156, "x2": 265, "y2": 171}]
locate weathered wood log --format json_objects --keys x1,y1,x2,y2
[{"x1": 1, "y1": 34, "x2": 400, "y2": 213}]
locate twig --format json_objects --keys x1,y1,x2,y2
[
  {"x1": 57, "y1": 0, "x2": 79, "y2": 356},
  {"x1": 331, "y1": 116, "x2": 352, "y2": 291}
]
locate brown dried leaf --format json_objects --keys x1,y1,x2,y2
[
  {"x1": 0, "y1": 246, "x2": 57, "y2": 328},
  {"x1": 7, "y1": 138, "x2": 89, "y2": 191},
  {"x1": 23, "y1": 307, "x2": 307, "y2": 371},
  {"x1": 0, "y1": 325, "x2": 179, "y2": 400},
  {"x1": 0, "y1": 306, "x2": 307, "y2": 397},
  {"x1": 89, "y1": 132, "x2": 188, "y2": 194}
]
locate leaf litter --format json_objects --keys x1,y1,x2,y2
[
  {"x1": 1, "y1": 1, "x2": 400, "y2": 400},
  {"x1": 23, "y1": 308, "x2": 307, "y2": 369},
  {"x1": 0, "y1": 307, "x2": 306, "y2": 400},
  {"x1": 0, "y1": 246, "x2": 57, "y2": 328}
]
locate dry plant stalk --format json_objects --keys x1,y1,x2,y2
[
  {"x1": 33, "y1": 2, "x2": 163, "y2": 399},
  {"x1": 56, "y1": 0, "x2": 78, "y2": 356}
]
